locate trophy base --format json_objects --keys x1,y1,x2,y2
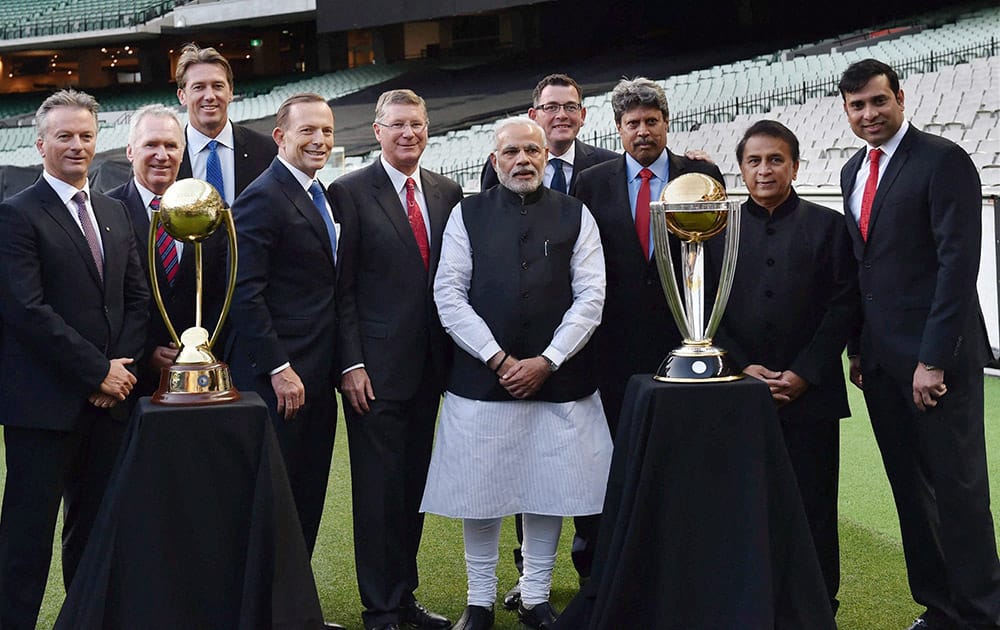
[
  {"x1": 654, "y1": 346, "x2": 744, "y2": 383},
  {"x1": 152, "y1": 361, "x2": 241, "y2": 406}
]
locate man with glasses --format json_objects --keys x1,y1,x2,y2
[
  {"x1": 480, "y1": 74, "x2": 618, "y2": 193},
  {"x1": 330, "y1": 89, "x2": 462, "y2": 630}
]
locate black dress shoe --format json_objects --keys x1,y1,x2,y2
[
  {"x1": 369, "y1": 625, "x2": 401, "y2": 630},
  {"x1": 502, "y1": 580, "x2": 522, "y2": 611},
  {"x1": 450, "y1": 605, "x2": 494, "y2": 630},
  {"x1": 323, "y1": 623, "x2": 347, "y2": 630},
  {"x1": 906, "y1": 619, "x2": 932, "y2": 630},
  {"x1": 401, "y1": 600, "x2": 451, "y2": 629},
  {"x1": 516, "y1": 601, "x2": 558, "y2": 630}
]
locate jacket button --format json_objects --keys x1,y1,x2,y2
[
  {"x1": 766, "y1": 258, "x2": 775, "y2": 266},
  {"x1": 521, "y1": 261, "x2": 528, "y2": 270}
]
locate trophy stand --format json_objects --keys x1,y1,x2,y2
[
  {"x1": 149, "y1": 178, "x2": 240, "y2": 405},
  {"x1": 650, "y1": 173, "x2": 743, "y2": 382}
]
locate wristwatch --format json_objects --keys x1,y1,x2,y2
[{"x1": 542, "y1": 355, "x2": 559, "y2": 372}]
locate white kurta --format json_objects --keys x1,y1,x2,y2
[{"x1": 420, "y1": 198, "x2": 613, "y2": 519}]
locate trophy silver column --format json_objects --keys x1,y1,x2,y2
[{"x1": 650, "y1": 172, "x2": 742, "y2": 382}]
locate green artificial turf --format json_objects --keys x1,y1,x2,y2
[{"x1": 11, "y1": 375, "x2": 1000, "y2": 628}]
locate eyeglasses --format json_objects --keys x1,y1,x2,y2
[
  {"x1": 535, "y1": 102, "x2": 582, "y2": 114},
  {"x1": 375, "y1": 121, "x2": 427, "y2": 132}
]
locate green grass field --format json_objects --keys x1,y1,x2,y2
[{"x1": 10, "y1": 376, "x2": 1000, "y2": 629}]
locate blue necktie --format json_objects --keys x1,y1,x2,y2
[
  {"x1": 205, "y1": 140, "x2": 225, "y2": 202},
  {"x1": 549, "y1": 157, "x2": 567, "y2": 194},
  {"x1": 309, "y1": 181, "x2": 338, "y2": 262}
]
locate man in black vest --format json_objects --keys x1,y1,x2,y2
[{"x1": 422, "y1": 117, "x2": 612, "y2": 630}]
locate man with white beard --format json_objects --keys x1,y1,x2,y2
[{"x1": 421, "y1": 117, "x2": 612, "y2": 630}]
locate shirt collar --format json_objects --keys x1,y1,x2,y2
[
  {"x1": 867, "y1": 119, "x2": 909, "y2": 160},
  {"x1": 380, "y1": 155, "x2": 423, "y2": 195},
  {"x1": 550, "y1": 141, "x2": 576, "y2": 166},
  {"x1": 132, "y1": 178, "x2": 160, "y2": 211},
  {"x1": 277, "y1": 155, "x2": 316, "y2": 192},
  {"x1": 43, "y1": 170, "x2": 91, "y2": 206},
  {"x1": 624, "y1": 149, "x2": 669, "y2": 182},
  {"x1": 186, "y1": 120, "x2": 235, "y2": 154},
  {"x1": 745, "y1": 187, "x2": 799, "y2": 220}
]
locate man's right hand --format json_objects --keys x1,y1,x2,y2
[
  {"x1": 100, "y1": 358, "x2": 137, "y2": 400},
  {"x1": 272, "y1": 366, "x2": 306, "y2": 420},
  {"x1": 848, "y1": 355, "x2": 863, "y2": 390},
  {"x1": 340, "y1": 367, "x2": 375, "y2": 416},
  {"x1": 149, "y1": 343, "x2": 179, "y2": 371}
]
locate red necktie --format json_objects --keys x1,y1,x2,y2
[
  {"x1": 635, "y1": 168, "x2": 654, "y2": 259},
  {"x1": 405, "y1": 177, "x2": 430, "y2": 270},
  {"x1": 859, "y1": 148, "x2": 882, "y2": 241},
  {"x1": 151, "y1": 197, "x2": 179, "y2": 286}
]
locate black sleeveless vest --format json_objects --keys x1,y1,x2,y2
[{"x1": 447, "y1": 185, "x2": 598, "y2": 402}]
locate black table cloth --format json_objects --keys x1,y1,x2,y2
[
  {"x1": 557, "y1": 376, "x2": 835, "y2": 629},
  {"x1": 56, "y1": 393, "x2": 324, "y2": 630}
]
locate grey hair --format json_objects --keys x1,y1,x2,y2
[
  {"x1": 492, "y1": 116, "x2": 546, "y2": 152},
  {"x1": 36, "y1": 89, "x2": 99, "y2": 138},
  {"x1": 128, "y1": 104, "x2": 185, "y2": 147},
  {"x1": 610, "y1": 77, "x2": 669, "y2": 125}
]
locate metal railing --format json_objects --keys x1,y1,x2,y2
[{"x1": 0, "y1": 0, "x2": 190, "y2": 40}]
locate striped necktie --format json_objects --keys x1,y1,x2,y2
[{"x1": 152, "y1": 196, "x2": 179, "y2": 286}]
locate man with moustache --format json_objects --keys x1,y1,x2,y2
[
  {"x1": 710, "y1": 120, "x2": 859, "y2": 614},
  {"x1": 330, "y1": 89, "x2": 459, "y2": 630},
  {"x1": 227, "y1": 94, "x2": 345, "y2": 630},
  {"x1": 838, "y1": 59, "x2": 1000, "y2": 630},
  {"x1": 574, "y1": 77, "x2": 725, "y2": 434},
  {"x1": 108, "y1": 105, "x2": 229, "y2": 397},
  {"x1": 422, "y1": 117, "x2": 611, "y2": 630},
  {"x1": 0, "y1": 90, "x2": 148, "y2": 630},
  {"x1": 480, "y1": 73, "x2": 618, "y2": 193},
  {"x1": 174, "y1": 43, "x2": 275, "y2": 205}
]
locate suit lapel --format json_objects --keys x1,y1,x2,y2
[
  {"x1": 864, "y1": 128, "x2": 914, "y2": 242},
  {"x1": 124, "y1": 181, "x2": 155, "y2": 282},
  {"x1": 371, "y1": 162, "x2": 424, "y2": 266},
  {"x1": 92, "y1": 194, "x2": 119, "y2": 293},
  {"x1": 421, "y1": 169, "x2": 449, "y2": 285},
  {"x1": 233, "y1": 125, "x2": 252, "y2": 195},
  {"x1": 569, "y1": 139, "x2": 592, "y2": 190},
  {"x1": 840, "y1": 148, "x2": 865, "y2": 245},
  {"x1": 275, "y1": 161, "x2": 337, "y2": 269},
  {"x1": 606, "y1": 156, "x2": 649, "y2": 268},
  {"x1": 37, "y1": 180, "x2": 105, "y2": 288}
]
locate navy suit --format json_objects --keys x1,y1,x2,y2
[
  {"x1": 228, "y1": 158, "x2": 340, "y2": 554},
  {"x1": 573, "y1": 151, "x2": 725, "y2": 433},
  {"x1": 107, "y1": 179, "x2": 230, "y2": 397},
  {"x1": 178, "y1": 122, "x2": 276, "y2": 202},
  {"x1": 330, "y1": 160, "x2": 463, "y2": 628},
  {"x1": 0, "y1": 177, "x2": 148, "y2": 630},
  {"x1": 480, "y1": 138, "x2": 618, "y2": 192},
  {"x1": 840, "y1": 125, "x2": 1000, "y2": 628}
]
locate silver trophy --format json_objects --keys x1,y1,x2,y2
[{"x1": 650, "y1": 173, "x2": 743, "y2": 382}]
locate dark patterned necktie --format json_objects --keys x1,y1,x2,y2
[{"x1": 71, "y1": 190, "x2": 103, "y2": 281}]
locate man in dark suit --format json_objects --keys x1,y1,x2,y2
[
  {"x1": 107, "y1": 104, "x2": 229, "y2": 397},
  {"x1": 480, "y1": 73, "x2": 618, "y2": 193},
  {"x1": 226, "y1": 93, "x2": 346, "y2": 630},
  {"x1": 838, "y1": 59, "x2": 1000, "y2": 630},
  {"x1": 174, "y1": 43, "x2": 275, "y2": 206},
  {"x1": 711, "y1": 120, "x2": 859, "y2": 614},
  {"x1": 0, "y1": 90, "x2": 148, "y2": 630},
  {"x1": 329, "y1": 89, "x2": 461, "y2": 630},
  {"x1": 574, "y1": 76, "x2": 724, "y2": 438}
]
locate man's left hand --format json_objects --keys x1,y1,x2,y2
[
  {"x1": 772, "y1": 370, "x2": 809, "y2": 407},
  {"x1": 684, "y1": 149, "x2": 715, "y2": 165},
  {"x1": 499, "y1": 357, "x2": 551, "y2": 399},
  {"x1": 912, "y1": 363, "x2": 947, "y2": 412},
  {"x1": 88, "y1": 392, "x2": 120, "y2": 409}
]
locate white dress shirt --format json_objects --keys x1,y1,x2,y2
[
  {"x1": 186, "y1": 121, "x2": 236, "y2": 205},
  {"x1": 43, "y1": 171, "x2": 104, "y2": 254},
  {"x1": 848, "y1": 119, "x2": 909, "y2": 223}
]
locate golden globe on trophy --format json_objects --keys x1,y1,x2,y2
[
  {"x1": 148, "y1": 178, "x2": 240, "y2": 405},
  {"x1": 649, "y1": 172, "x2": 743, "y2": 382}
]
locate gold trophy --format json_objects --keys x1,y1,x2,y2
[
  {"x1": 148, "y1": 178, "x2": 240, "y2": 405},
  {"x1": 649, "y1": 173, "x2": 742, "y2": 382}
]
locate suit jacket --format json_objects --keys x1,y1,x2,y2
[
  {"x1": 480, "y1": 138, "x2": 618, "y2": 191},
  {"x1": 839, "y1": 125, "x2": 991, "y2": 383},
  {"x1": 329, "y1": 160, "x2": 464, "y2": 401},
  {"x1": 178, "y1": 122, "x2": 276, "y2": 201},
  {"x1": 107, "y1": 179, "x2": 230, "y2": 396},
  {"x1": 710, "y1": 194, "x2": 859, "y2": 423},
  {"x1": 227, "y1": 158, "x2": 339, "y2": 394},
  {"x1": 0, "y1": 178, "x2": 149, "y2": 429},
  {"x1": 573, "y1": 151, "x2": 725, "y2": 389}
]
